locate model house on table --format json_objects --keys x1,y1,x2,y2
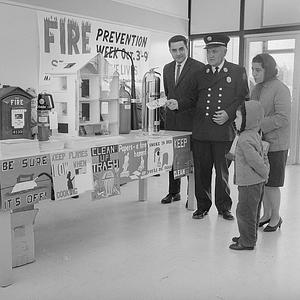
[{"x1": 44, "y1": 53, "x2": 120, "y2": 138}]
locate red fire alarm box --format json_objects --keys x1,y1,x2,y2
[{"x1": 0, "y1": 86, "x2": 32, "y2": 140}]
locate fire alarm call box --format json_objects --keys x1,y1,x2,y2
[{"x1": 0, "y1": 86, "x2": 32, "y2": 140}]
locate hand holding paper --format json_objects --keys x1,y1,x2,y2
[{"x1": 165, "y1": 99, "x2": 178, "y2": 110}]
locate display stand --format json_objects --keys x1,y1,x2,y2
[
  {"x1": 138, "y1": 178, "x2": 148, "y2": 201},
  {"x1": 187, "y1": 173, "x2": 196, "y2": 210},
  {"x1": 0, "y1": 131, "x2": 194, "y2": 286},
  {"x1": 0, "y1": 211, "x2": 13, "y2": 287}
]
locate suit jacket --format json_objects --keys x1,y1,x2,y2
[
  {"x1": 163, "y1": 57, "x2": 204, "y2": 131},
  {"x1": 178, "y1": 60, "x2": 249, "y2": 141}
]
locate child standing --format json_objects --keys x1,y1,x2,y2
[{"x1": 229, "y1": 100, "x2": 269, "y2": 250}]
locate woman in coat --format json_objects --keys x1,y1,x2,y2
[{"x1": 251, "y1": 53, "x2": 291, "y2": 232}]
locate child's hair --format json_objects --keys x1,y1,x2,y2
[{"x1": 237, "y1": 103, "x2": 246, "y2": 133}]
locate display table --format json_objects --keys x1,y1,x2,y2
[{"x1": 0, "y1": 130, "x2": 195, "y2": 287}]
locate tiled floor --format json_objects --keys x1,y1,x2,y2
[{"x1": 1, "y1": 165, "x2": 300, "y2": 300}]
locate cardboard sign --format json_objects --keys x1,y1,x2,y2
[
  {"x1": 146, "y1": 136, "x2": 173, "y2": 177},
  {"x1": 91, "y1": 144, "x2": 120, "y2": 199},
  {"x1": 173, "y1": 135, "x2": 193, "y2": 179},
  {"x1": 50, "y1": 149, "x2": 93, "y2": 200},
  {"x1": 0, "y1": 154, "x2": 52, "y2": 211},
  {"x1": 118, "y1": 141, "x2": 148, "y2": 184}
]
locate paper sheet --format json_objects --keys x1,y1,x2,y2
[{"x1": 146, "y1": 97, "x2": 167, "y2": 110}]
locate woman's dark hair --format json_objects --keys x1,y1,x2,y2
[
  {"x1": 252, "y1": 53, "x2": 278, "y2": 83},
  {"x1": 168, "y1": 35, "x2": 188, "y2": 48}
]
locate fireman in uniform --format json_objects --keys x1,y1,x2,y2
[{"x1": 167, "y1": 33, "x2": 249, "y2": 220}]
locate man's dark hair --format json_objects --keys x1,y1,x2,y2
[{"x1": 168, "y1": 35, "x2": 188, "y2": 48}]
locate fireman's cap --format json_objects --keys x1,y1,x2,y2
[{"x1": 204, "y1": 34, "x2": 230, "y2": 49}]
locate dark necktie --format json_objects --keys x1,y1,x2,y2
[
  {"x1": 175, "y1": 64, "x2": 181, "y2": 84},
  {"x1": 214, "y1": 66, "x2": 219, "y2": 76}
]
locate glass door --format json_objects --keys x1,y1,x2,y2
[{"x1": 245, "y1": 33, "x2": 300, "y2": 164}]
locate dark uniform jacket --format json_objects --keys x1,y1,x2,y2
[
  {"x1": 178, "y1": 60, "x2": 249, "y2": 141},
  {"x1": 163, "y1": 57, "x2": 204, "y2": 131}
]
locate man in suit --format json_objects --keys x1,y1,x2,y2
[
  {"x1": 161, "y1": 35, "x2": 204, "y2": 204},
  {"x1": 166, "y1": 33, "x2": 249, "y2": 219}
]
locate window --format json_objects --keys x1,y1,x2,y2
[{"x1": 191, "y1": 36, "x2": 240, "y2": 64}]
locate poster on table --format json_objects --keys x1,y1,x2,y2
[
  {"x1": 50, "y1": 150, "x2": 93, "y2": 200},
  {"x1": 172, "y1": 135, "x2": 193, "y2": 179},
  {"x1": 37, "y1": 11, "x2": 150, "y2": 87},
  {"x1": 146, "y1": 136, "x2": 173, "y2": 177},
  {"x1": 91, "y1": 144, "x2": 120, "y2": 199},
  {"x1": 0, "y1": 154, "x2": 52, "y2": 211},
  {"x1": 118, "y1": 140, "x2": 148, "y2": 184}
]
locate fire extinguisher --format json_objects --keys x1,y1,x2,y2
[
  {"x1": 142, "y1": 68, "x2": 161, "y2": 135},
  {"x1": 37, "y1": 92, "x2": 55, "y2": 141},
  {"x1": 119, "y1": 81, "x2": 131, "y2": 134}
]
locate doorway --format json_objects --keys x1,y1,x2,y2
[{"x1": 245, "y1": 33, "x2": 300, "y2": 164}]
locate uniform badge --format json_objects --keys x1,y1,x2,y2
[
  {"x1": 227, "y1": 76, "x2": 231, "y2": 83},
  {"x1": 207, "y1": 36, "x2": 212, "y2": 41},
  {"x1": 206, "y1": 68, "x2": 210, "y2": 73},
  {"x1": 223, "y1": 67, "x2": 228, "y2": 73}
]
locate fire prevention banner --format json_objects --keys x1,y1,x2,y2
[
  {"x1": 50, "y1": 150, "x2": 93, "y2": 200},
  {"x1": 91, "y1": 144, "x2": 120, "y2": 199},
  {"x1": 37, "y1": 11, "x2": 150, "y2": 85}
]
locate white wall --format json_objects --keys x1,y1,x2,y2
[
  {"x1": 262, "y1": 0, "x2": 300, "y2": 27},
  {"x1": 0, "y1": 3, "x2": 39, "y2": 89},
  {"x1": 0, "y1": 1, "x2": 185, "y2": 92},
  {"x1": 191, "y1": 0, "x2": 300, "y2": 34},
  {"x1": 3, "y1": 0, "x2": 188, "y2": 34},
  {"x1": 149, "y1": 32, "x2": 174, "y2": 77},
  {"x1": 190, "y1": 0, "x2": 240, "y2": 34},
  {"x1": 244, "y1": 0, "x2": 300, "y2": 30},
  {"x1": 111, "y1": 0, "x2": 188, "y2": 19}
]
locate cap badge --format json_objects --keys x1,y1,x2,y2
[
  {"x1": 207, "y1": 36, "x2": 212, "y2": 41},
  {"x1": 206, "y1": 68, "x2": 210, "y2": 73},
  {"x1": 223, "y1": 67, "x2": 228, "y2": 73},
  {"x1": 226, "y1": 76, "x2": 231, "y2": 83}
]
